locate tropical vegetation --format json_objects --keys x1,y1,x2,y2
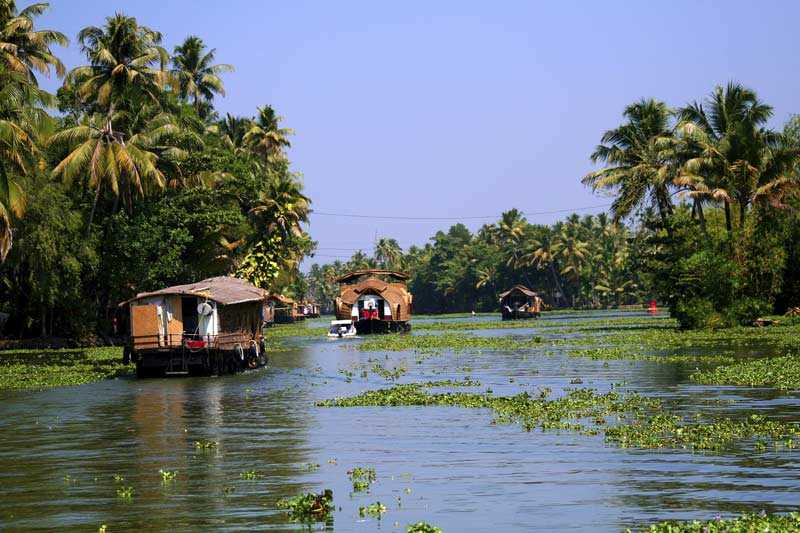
[
  {"x1": 307, "y1": 84, "x2": 800, "y2": 328},
  {"x1": 0, "y1": 2, "x2": 312, "y2": 339}
]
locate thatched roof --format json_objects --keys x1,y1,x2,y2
[
  {"x1": 123, "y1": 277, "x2": 269, "y2": 306},
  {"x1": 268, "y1": 294, "x2": 295, "y2": 305},
  {"x1": 498, "y1": 285, "x2": 538, "y2": 300},
  {"x1": 336, "y1": 269, "x2": 409, "y2": 284}
]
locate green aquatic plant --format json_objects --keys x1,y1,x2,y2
[
  {"x1": 630, "y1": 511, "x2": 800, "y2": 532},
  {"x1": 0, "y1": 347, "x2": 130, "y2": 391},
  {"x1": 239, "y1": 470, "x2": 259, "y2": 480},
  {"x1": 112, "y1": 474, "x2": 124, "y2": 483},
  {"x1": 194, "y1": 439, "x2": 217, "y2": 449},
  {"x1": 319, "y1": 384, "x2": 658, "y2": 435},
  {"x1": 159, "y1": 469, "x2": 177, "y2": 482},
  {"x1": 116, "y1": 486, "x2": 134, "y2": 500},
  {"x1": 371, "y1": 362, "x2": 407, "y2": 380},
  {"x1": 422, "y1": 378, "x2": 480, "y2": 387},
  {"x1": 276, "y1": 489, "x2": 334, "y2": 523},
  {"x1": 357, "y1": 332, "x2": 544, "y2": 353},
  {"x1": 407, "y1": 522, "x2": 442, "y2": 533},
  {"x1": 690, "y1": 352, "x2": 800, "y2": 390},
  {"x1": 606, "y1": 414, "x2": 800, "y2": 452},
  {"x1": 303, "y1": 462, "x2": 321, "y2": 472},
  {"x1": 358, "y1": 501, "x2": 387, "y2": 519},
  {"x1": 349, "y1": 466, "x2": 377, "y2": 493}
]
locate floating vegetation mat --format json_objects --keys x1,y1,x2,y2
[
  {"x1": 357, "y1": 333, "x2": 545, "y2": 353},
  {"x1": 630, "y1": 511, "x2": 800, "y2": 532},
  {"x1": 318, "y1": 383, "x2": 658, "y2": 433},
  {"x1": 319, "y1": 384, "x2": 800, "y2": 453},
  {"x1": 606, "y1": 414, "x2": 800, "y2": 452},
  {"x1": 691, "y1": 352, "x2": 800, "y2": 390},
  {"x1": 0, "y1": 347, "x2": 129, "y2": 390}
]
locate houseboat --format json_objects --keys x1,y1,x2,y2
[
  {"x1": 120, "y1": 276, "x2": 271, "y2": 377},
  {"x1": 300, "y1": 301, "x2": 321, "y2": 319},
  {"x1": 335, "y1": 269, "x2": 412, "y2": 333},
  {"x1": 268, "y1": 294, "x2": 299, "y2": 323},
  {"x1": 499, "y1": 285, "x2": 542, "y2": 320}
]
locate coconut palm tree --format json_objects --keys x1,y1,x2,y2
[
  {"x1": 0, "y1": 64, "x2": 52, "y2": 260},
  {"x1": 209, "y1": 113, "x2": 250, "y2": 153},
  {"x1": 0, "y1": 1, "x2": 67, "y2": 83},
  {"x1": 583, "y1": 99, "x2": 677, "y2": 227},
  {"x1": 552, "y1": 221, "x2": 589, "y2": 306},
  {"x1": 374, "y1": 237, "x2": 403, "y2": 270},
  {"x1": 248, "y1": 173, "x2": 310, "y2": 238},
  {"x1": 65, "y1": 13, "x2": 168, "y2": 118},
  {"x1": 677, "y1": 83, "x2": 800, "y2": 233},
  {"x1": 171, "y1": 35, "x2": 233, "y2": 117},
  {"x1": 243, "y1": 105, "x2": 292, "y2": 164},
  {"x1": 49, "y1": 110, "x2": 176, "y2": 235}
]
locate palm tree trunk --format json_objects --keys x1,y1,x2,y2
[
  {"x1": 85, "y1": 181, "x2": 102, "y2": 240},
  {"x1": 548, "y1": 263, "x2": 565, "y2": 307},
  {"x1": 738, "y1": 200, "x2": 747, "y2": 231},
  {"x1": 694, "y1": 198, "x2": 707, "y2": 233},
  {"x1": 723, "y1": 202, "x2": 733, "y2": 236}
]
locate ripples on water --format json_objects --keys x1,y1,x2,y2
[{"x1": 1, "y1": 311, "x2": 799, "y2": 531}]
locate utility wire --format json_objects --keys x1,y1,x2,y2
[{"x1": 310, "y1": 203, "x2": 611, "y2": 221}]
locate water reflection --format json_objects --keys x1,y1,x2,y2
[{"x1": 1, "y1": 311, "x2": 799, "y2": 531}]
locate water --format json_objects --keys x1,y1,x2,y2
[{"x1": 1, "y1": 310, "x2": 799, "y2": 531}]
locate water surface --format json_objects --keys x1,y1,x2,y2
[{"x1": 1, "y1": 310, "x2": 799, "y2": 531}]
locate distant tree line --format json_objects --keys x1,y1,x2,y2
[
  {"x1": 0, "y1": 2, "x2": 312, "y2": 339},
  {"x1": 307, "y1": 84, "x2": 800, "y2": 328}
]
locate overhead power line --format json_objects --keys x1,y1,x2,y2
[{"x1": 311, "y1": 203, "x2": 612, "y2": 221}]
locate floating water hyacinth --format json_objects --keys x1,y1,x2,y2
[
  {"x1": 631, "y1": 511, "x2": 800, "y2": 532},
  {"x1": 358, "y1": 501, "x2": 387, "y2": 519},
  {"x1": 407, "y1": 522, "x2": 442, "y2": 533},
  {"x1": 159, "y1": 469, "x2": 177, "y2": 482},
  {"x1": 194, "y1": 439, "x2": 217, "y2": 449},
  {"x1": 349, "y1": 466, "x2": 377, "y2": 493},
  {"x1": 276, "y1": 489, "x2": 334, "y2": 523},
  {"x1": 116, "y1": 486, "x2": 134, "y2": 500}
]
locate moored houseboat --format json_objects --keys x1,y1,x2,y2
[
  {"x1": 335, "y1": 269, "x2": 412, "y2": 334},
  {"x1": 120, "y1": 277, "x2": 271, "y2": 377},
  {"x1": 499, "y1": 285, "x2": 542, "y2": 320},
  {"x1": 268, "y1": 294, "x2": 300, "y2": 323}
]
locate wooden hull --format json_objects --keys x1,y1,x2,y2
[
  {"x1": 354, "y1": 319, "x2": 411, "y2": 334},
  {"x1": 128, "y1": 341, "x2": 268, "y2": 378},
  {"x1": 501, "y1": 310, "x2": 540, "y2": 321}
]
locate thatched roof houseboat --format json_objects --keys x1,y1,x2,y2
[
  {"x1": 335, "y1": 269, "x2": 412, "y2": 333},
  {"x1": 121, "y1": 276, "x2": 271, "y2": 377},
  {"x1": 499, "y1": 285, "x2": 542, "y2": 320}
]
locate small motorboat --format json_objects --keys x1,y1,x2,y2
[{"x1": 327, "y1": 319, "x2": 357, "y2": 338}]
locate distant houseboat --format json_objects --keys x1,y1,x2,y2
[
  {"x1": 335, "y1": 270, "x2": 412, "y2": 333},
  {"x1": 499, "y1": 285, "x2": 542, "y2": 320},
  {"x1": 300, "y1": 301, "x2": 321, "y2": 319},
  {"x1": 120, "y1": 277, "x2": 271, "y2": 377},
  {"x1": 268, "y1": 294, "x2": 300, "y2": 323}
]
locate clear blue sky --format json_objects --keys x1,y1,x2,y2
[{"x1": 38, "y1": 0, "x2": 800, "y2": 265}]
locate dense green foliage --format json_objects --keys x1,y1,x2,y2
[{"x1": 0, "y1": 2, "x2": 312, "y2": 338}]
